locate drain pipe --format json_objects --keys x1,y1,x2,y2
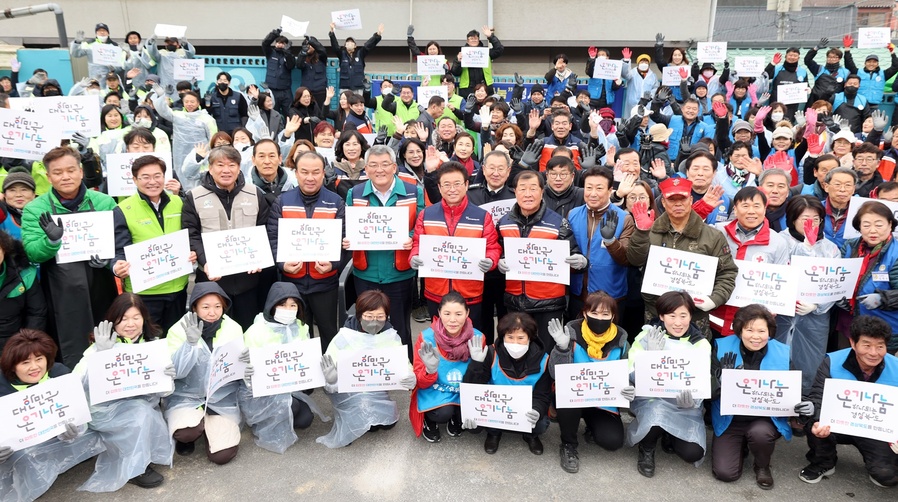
[{"x1": 2, "y1": 3, "x2": 68, "y2": 47}]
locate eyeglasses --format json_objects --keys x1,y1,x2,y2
[
  {"x1": 547, "y1": 172, "x2": 570, "y2": 179},
  {"x1": 440, "y1": 182, "x2": 465, "y2": 190},
  {"x1": 361, "y1": 314, "x2": 387, "y2": 321},
  {"x1": 854, "y1": 156, "x2": 879, "y2": 164},
  {"x1": 367, "y1": 163, "x2": 394, "y2": 172},
  {"x1": 797, "y1": 216, "x2": 822, "y2": 224},
  {"x1": 828, "y1": 182, "x2": 855, "y2": 191},
  {"x1": 136, "y1": 174, "x2": 164, "y2": 182},
  {"x1": 627, "y1": 195, "x2": 649, "y2": 202}
]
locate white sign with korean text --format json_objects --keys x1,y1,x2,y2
[
  {"x1": 460, "y1": 382, "x2": 533, "y2": 433},
  {"x1": 10, "y1": 95, "x2": 101, "y2": 138},
  {"x1": 124, "y1": 230, "x2": 193, "y2": 293},
  {"x1": 642, "y1": 246, "x2": 718, "y2": 298},
  {"x1": 105, "y1": 151, "x2": 174, "y2": 197},
  {"x1": 479, "y1": 199, "x2": 515, "y2": 223},
  {"x1": 0, "y1": 107, "x2": 63, "y2": 161},
  {"x1": 461, "y1": 47, "x2": 490, "y2": 68},
  {"x1": 634, "y1": 349, "x2": 712, "y2": 399},
  {"x1": 778, "y1": 83, "x2": 809, "y2": 105},
  {"x1": 173, "y1": 59, "x2": 205, "y2": 80},
  {"x1": 792, "y1": 256, "x2": 864, "y2": 304},
  {"x1": 592, "y1": 59, "x2": 623, "y2": 80},
  {"x1": 726, "y1": 261, "x2": 798, "y2": 317},
  {"x1": 819, "y1": 378, "x2": 898, "y2": 443},
  {"x1": 843, "y1": 196, "x2": 898, "y2": 239},
  {"x1": 280, "y1": 15, "x2": 309, "y2": 38},
  {"x1": 344, "y1": 206, "x2": 410, "y2": 251},
  {"x1": 555, "y1": 360, "x2": 630, "y2": 409},
  {"x1": 858, "y1": 27, "x2": 892, "y2": 49},
  {"x1": 331, "y1": 9, "x2": 362, "y2": 30},
  {"x1": 417, "y1": 235, "x2": 486, "y2": 281},
  {"x1": 0, "y1": 373, "x2": 91, "y2": 451},
  {"x1": 276, "y1": 218, "x2": 342, "y2": 263},
  {"x1": 720, "y1": 369, "x2": 802, "y2": 417},
  {"x1": 337, "y1": 345, "x2": 409, "y2": 393},
  {"x1": 87, "y1": 340, "x2": 174, "y2": 405},
  {"x1": 417, "y1": 56, "x2": 446, "y2": 76},
  {"x1": 662, "y1": 66, "x2": 684, "y2": 86},
  {"x1": 154, "y1": 24, "x2": 187, "y2": 38},
  {"x1": 91, "y1": 44, "x2": 122, "y2": 66},
  {"x1": 56, "y1": 211, "x2": 115, "y2": 264},
  {"x1": 417, "y1": 85, "x2": 448, "y2": 105},
  {"x1": 201, "y1": 225, "x2": 275, "y2": 278},
  {"x1": 734, "y1": 56, "x2": 766, "y2": 78},
  {"x1": 503, "y1": 237, "x2": 570, "y2": 286},
  {"x1": 207, "y1": 339, "x2": 247, "y2": 398},
  {"x1": 249, "y1": 338, "x2": 326, "y2": 397},
  {"x1": 697, "y1": 42, "x2": 728, "y2": 63}
]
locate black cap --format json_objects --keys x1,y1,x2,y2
[{"x1": 95, "y1": 23, "x2": 109, "y2": 32}]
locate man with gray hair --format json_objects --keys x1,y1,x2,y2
[
  {"x1": 758, "y1": 168, "x2": 793, "y2": 232},
  {"x1": 821, "y1": 166, "x2": 859, "y2": 249},
  {"x1": 182, "y1": 146, "x2": 273, "y2": 329}
]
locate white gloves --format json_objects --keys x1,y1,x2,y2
[
  {"x1": 238, "y1": 348, "x2": 251, "y2": 364},
  {"x1": 0, "y1": 446, "x2": 13, "y2": 463},
  {"x1": 692, "y1": 295, "x2": 717, "y2": 312},
  {"x1": 467, "y1": 334, "x2": 487, "y2": 363},
  {"x1": 795, "y1": 301, "x2": 817, "y2": 317},
  {"x1": 400, "y1": 373, "x2": 417, "y2": 390},
  {"x1": 410, "y1": 256, "x2": 424, "y2": 270},
  {"x1": 321, "y1": 355, "x2": 338, "y2": 385},
  {"x1": 644, "y1": 325, "x2": 666, "y2": 351},
  {"x1": 93, "y1": 320, "x2": 116, "y2": 352},
  {"x1": 565, "y1": 254, "x2": 588, "y2": 270},
  {"x1": 524, "y1": 408, "x2": 540, "y2": 426},
  {"x1": 181, "y1": 312, "x2": 203, "y2": 346},
  {"x1": 621, "y1": 386, "x2": 636, "y2": 402},
  {"x1": 163, "y1": 364, "x2": 176, "y2": 379},
  {"x1": 858, "y1": 293, "x2": 883, "y2": 310},
  {"x1": 478, "y1": 258, "x2": 493, "y2": 273},
  {"x1": 243, "y1": 365, "x2": 254, "y2": 388},
  {"x1": 794, "y1": 401, "x2": 814, "y2": 416},
  {"x1": 676, "y1": 390, "x2": 695, "y2": 409},
  {"x1": 56, "y1": 422, "x2": 84, "y2": 442},
  {"x1": 418, "y1": 341, "x2": 440, "y2": 374},
  {"x1": 462, "y1": 418, "x2": 478, "y2": 430},
  {"x1": 497, "y1": 259, "x2": 509, "y2": 274},
  {"x1": 547, "y1": 318, "x2": 571, "y2": 350}
]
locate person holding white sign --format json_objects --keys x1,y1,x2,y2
[
  {"x1": 547, "y1": 292, "x2": 630, "y2": 473},
  {"x1": 407, "y1": 25, "x2": 448, "y2": 86},
  {"x1": 585, "y1": 47, "x2": 625, "y2": 109},
  {"x1": 21, "y1": 147, "x2": 119, "y2": 368},
  {"x1": 145, "y1": 34, "x2": 196, "y2": 100},
  {"x1": 450, "y1": 27, "x2": 504, "y2": 97},
  {"x1": 763, "y1": 48, "x2": 809, "y2": 117},
  {"x1": 69, "y1": 23, "x2": 125, "y2": 80},
  {"x1": 164, "y1": 283, "x2": 244, "y2": 464},
  {"x1": 462, "y1": 312, "x2": 551, "y2": 455},
  {"x1": 800, "y1": 316, "x2": 898, "y2": 487},
  {"x1": 621, "y1": 49, "x2": 659, "y2": 115},
  {"x1": 261, "y1": 28, "x2": 297, "y2": 118},
  {"x1": 654, "y1": 33, "x2": 691, "y2": 103},
  {"x1": 624, "y1": 291, "x2": 712, "y2": 477},
  {"x1": 0, "y1": 329, "x2": 104, "y2": 501},
  {"x1": 710, "y1": 305, "x2": 814, "y2": 489},
  {"x1": 329, "y1": 22, "x2": 384, "y2": 93}
]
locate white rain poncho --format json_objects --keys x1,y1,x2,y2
[{"x1": 152, "y1": 93, "x2": 217, "y2": 175}]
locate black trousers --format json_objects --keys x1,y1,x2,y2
[
  {"x1": 806, "y1": 430, "x2": 898, "y2": 486},
  {"x1": 480, "y1": 275, "x2": 506, "y2": 345},
  {"x1": 425, "y1": 405, "x2": 460, "y2": 425},
  {"x1": 427, "y1": 300, "x2": 483, "y2": 335},
  {"x1": 229, "y1": 288, "x2": 265, "y2": 332},
  {"x1": 354, "y1": 276, "x2": 415, "y2": 361},
  {"x1": 557, "y1": 407, "x2": 625, "y2": 450},
  {"x1": 141, "y1": 290, "x2": 188, "y2": 335},
  {"x1": 640, "y1": 426, "x2": 704, "y2": 464},
  {"x1": 300, "y1": 289, "x2": 339, "y2": 351},
  {"x1": 712, "y1": 418, "x2": 780, "y2": 482}
]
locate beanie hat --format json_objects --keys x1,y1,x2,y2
[
  {"x1": 3, "y1": 166, "x2": 36, "y2": 192},
  {"x1": 530, "y1": 84, "x2": 545, "y2": 96}
]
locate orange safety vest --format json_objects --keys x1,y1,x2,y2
[
  {"x1": 420, "y1": 201, "x2": 487, "y2": 303},
  {"x1": 280, "y1": 202, "x2": 339, "y2": 281},
  {"x1": 499, "y1": 218, "x2": 567, "y2": 301}
]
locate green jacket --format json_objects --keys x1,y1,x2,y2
[{"x1": 22, "y1": 187, "x2": 117, "y2": 264}]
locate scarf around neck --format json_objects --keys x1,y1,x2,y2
[
  {"x1": 431, "y1": 317, "x2": 474, "y2": 361},
  {"x1": 580, "y1": 321, "x2": 618, "y2": 360}
]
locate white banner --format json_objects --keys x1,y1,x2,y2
[
  {"x1": 734, "y1": 56, "x2": 766, "y2": 78},
  {"x1": 280, "y1": 15, "x2": 309, "y2": 38},
  {"x1": 844, "y1": 196, "x2": 898, "y2": 239},
  {"x1": 91, "y1": 44, "x2": 122, "y2": 66},
  {"x1": 201, "y1": 225, "x2": 275, "y2": 278},
  {"x1": 105, "y1": 151, "x2": 174, "y2": 197},
  {"x1": 207, "y1": 339, "x2": 247, "y2": 398},
  {"x1": 634, "y1": 349, "x2": 711, "y2": 399},
  {"x1": 173, "y1": 59, "x2": 205, "y2": 80},
  {"x1": 417, "y1": 55, "x2": 446, "y2": 76},
  {"x1": 154, "y1": 24, "x2": 187, "y2": 38},
  {"x1": 331, "y1": 9, "x2": 362, "y2": 30},
  {"x1": 344, "y1": 206, "x2": 410, "y2": 250},
  {"x1": 819, "y1": 378, "x2": 898, "y2": 443},
  {"x1": 778, "y1": 83, "x2": 809, "y2": 105},
  {"x1": 275, "y1": 218, "x2": 342, "y2": 263},
  {"x1": 591, "y1": 59, "x2": 623, "y2": 80},
  {"x1": 249, "y1": 338, "x2": 326, "y2": 397},
  {"x1": 641, "y1": 246, "x2": 718, "y2": 298},
  {"x1": 662, "y1": 66, "x2": 683, "y2": 86},
  {"x1": 459, "y1": 382, "x2": 533, "y2": 433},
  {"x1": 479, "y1": 199, "x2": 515, "y2": 222},
  {"x1": 503, "y1": 237, "x2": 570, "y2": 286},
  {"x1": 697, "y1": 42, "x2": 728, "y2": 63},
  {"x1": 554, "y1": 360, "x2": 630, "y2": 409},
  {"x1": 337, "y1": 345, "x2": 409, "y2": 393},
  {"x1": 9, "y1": 95, "x2": 101, "y2": 138},
  {"x1": 0, "y1": 107, "x2": 64, "y2": 161},
  {"x1": 858, "y1": 27, "x2": 891, "y2": 49},
  {"x1": 0, "y1": 373, "x2": 92, "y2": 451},
  {"x1": 56, "y1": 211, "x2": 115, "y2": 264},
  {"x1": 792, "y1": 256, "x2": 864, "y2": 304},
  {"x1": 720, "y1": 369, "x2": 802, "y2": 417},
  {"x1": 87, "y1": 340, "x2": 174, "y2": 405},
  {"x1": 124, "y1": 229, "x2": 193, "y2": 293},
  {"x1": 461, "y1": 47, "x2": 490, "y2": 68},
  {"x1": 726, "y1": 261, "x2": 798, "y2": 317},
  {"x1": 417, "y1": 235, "x2": 486, "y2": 280},
  {"x1": 417, "y1": 85, "x2": 448, "y2": 105}
]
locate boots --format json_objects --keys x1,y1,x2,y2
[{"x1": 637, "y1": 444, "x2": 656, "y2": 478}]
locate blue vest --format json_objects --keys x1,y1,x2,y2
[
  {"x1": 703, "y1": 193, "x2": 732, "y2": 225},
  {"x1": 587, "y1": 78, "x2": 615, "y2": 105},
  {"x1": 572, "y1": 337, "x2": 626, "y2": 414},
  {"x1": 828, "y1": 348, "x2": 898, "y2": 386},
  {"x1": 858, "y1": 69, "x2": 887, "y2": 104},
  {"x1": 568, "y1": 204, "x2": 627, "y2": 298},
  {"x1": 773, "y1": 65, "x2": 808, "y2": 83},
  {"x1": 854, "y1": 238, "x2": 898, "y2": 333},
  {"x1": 815, "y1": 66, "x2": 850, "y2": 83},
  {"x1": 416, "y1": 328, "x2": 476, "y2": 412},
  {"x1": 490, "y1": 350, "x2": 548, "y2": 387},
  {"x1": 667, "y1": 116, "x2": 710, "y2": 159},
  {"x1": 832, "y1": 92, "x2": 868, "y2": 112},
  {"x1": 711, "y1": 335, "x2": 792, "y2": 439},
  {"x1": 729, "y1": 97, "x2": 752, "y2": 120},
  {"x1": 824, "y1": 200, "x2": 848, "y2": 250},
  {"x1": 0, "y1": 217, "x2": 22, "y2": 241}
]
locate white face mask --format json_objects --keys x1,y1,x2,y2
[
  {"x1": 504, "y1": 342, "x2": 529, "y2": 359},
  {"x1": 136, "y1": 118, "x2": 152, "y2": 128},
  {"x1": 97, "y1": 35, "x2": 108, "y2": 43},
  {"x1": 382, "y1": 86, "x2": 393, "y2": 95},
  {"x1": 273, "y1": 308, "x2": 296, "y2": 325},
  {"x1": 233, "y1": 142, "x2": 250, "y2": 151},
  {"x1": 637, "y1": 63, "x2": 649, "y2": 72},
  {"x1": 703, "y1": 70, "x2": 714, "y2": 78},
  {"x1": 771, "y1": 112, "x2": 784, "y2": 122}
]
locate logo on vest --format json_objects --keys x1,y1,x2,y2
[{"x1": 202, "y1": 200, "x2": 214, "y2": 209}]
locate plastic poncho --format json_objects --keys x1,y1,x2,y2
[
  {"x1": 70, "y1": 39, "x2": 126, "y2": 80},
  {"x1": 146, "y1": 43, "x2": 196, "y2": 100},
  {"x1": 88, "y1": 128, "x2": 127, "y2": 175},
  {"x1": 73, "y1": 342, "x2": 174, "y2": 493},
  {"x1": 152, "y1": 93, "x2": 217, "y2": 175},
  {"x1": 316, "y1": 317, "x2": 403, "y2": 449}
]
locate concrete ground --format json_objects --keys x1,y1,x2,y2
[{"x1": 39, "y1": 317, "x2": 892, "y2": 501}]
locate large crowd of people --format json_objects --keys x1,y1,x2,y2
[{"x1": 0, "y1": 21, "x2": 898, "y2": 499}]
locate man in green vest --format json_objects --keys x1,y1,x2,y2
[
  {"x1": 450, "y1": 26, "x2": 505, "y2": 97},
  {"x1": 383, "y1": 85, "x2": 423, "y2": 125},
  {"x1": 111, "y1": 155, "x2": 196, "y2": 332},
  {"x1": 364, "y1": 79, "x2": 399, "y2": 136},
  {"x1": 438, "y1": 74, "x2": 465, "y2": 126}
]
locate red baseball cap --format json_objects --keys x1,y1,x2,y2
[{"x1": 659, "y1": 177, "x2": 693, "y2": 199}]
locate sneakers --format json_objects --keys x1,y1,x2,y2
[
  {"x1": 799, "y1": 464, "x2": 835, "y2": 484},
  {"x1": 870, "y1": 475, "x2": 889, "y2": 488},
  {"x1": 412, "y1": 306, "x2": 430, "y2": 323},
  {"x1": 446, "y1": 415, "x2": 463, "y2": 437},
  {"x1": 128, "y1": 466, "x2": 164, "y2": 489},
  {"x1": 422, "y1": 418, "x2": 441, "y2": 443},
  {"x1": 560, "y1": 443, "x2": 579, "y2": 473}
]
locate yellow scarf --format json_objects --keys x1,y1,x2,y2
[{"x1": 580, "y1": 321, "x2": 618, "y2": 360}]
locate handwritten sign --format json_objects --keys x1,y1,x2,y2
[
  {"x1": 56, "y1": 211, "x2": 115, "y2": 264},
  {"x1": 503, "y1": 237, "x2": 570, "y2": 286},
  {"x1": 0, "y1": 373, "x2": 91, "y2": 451},
  {"x1": 417, "y1": 235, "x2": 486, "y2": 281},
  {"x1": 0, "y1": 107, "x2": 63, "y2": 161},
  {"x1": 87, "y1": 340, "x2": 173, "y2": 405},
  {"x1": 819, "y1": 378, "x2": 898, "y2": 443},
  {"x1": 280, "y1": 15, "x2": 309, "y2": 38},
  {"x1": 634, "y1": 349, "x2": 711, "y2": 399},
  {"x1": 124, "y1": 229, "x2": 193, "y2": 293},
  {"x1": 726, "y1": 261, "x2": 797, "y2": 316},
  {"x1": 337, "y1": 345, "x2": 409, "y2": 393},
  {"x1": 207, "y1": 338, "x2": 247, "y2": 398},
  {"x1": 275, "y1": 218, "x2": 342, "y2": 263},
  {"x1": 9, "y1": 95, "x2": 101, "y2": 138},
  {"x1": 591, "y1": 59, "x2": 623, "y2": 80},
  {"x1": 791, "y1": 256, "x2": 863, "y2": 304},
  {"x1": 777, "y1": 83, "x2": 809, "y2": 105},
  {"x1": 858, "y1": 27, "x2": 891, "y2": 49},
  {"x1": 697, "y1": 42, "x2": 727, "y2": 63},
  {"x1": 734, "y1": 56, "x2": 765, "y2": 78},
  {"x1": 417, "y1": 55, "x2": 447, "y2": 76},
  {"x1": 844, "y1": 196, "x2": 898, "y2": 239},
  {"x1": 105, "y1": 151, "x2": 174, "y2": 197},
  {"x1": 201, "y1": 225, "x2": 275, "y2": 278},
  {"x1": 249, "y1": 338, "x2": 326, "y2": 397},
  {"x1": 345, "y1": 206, "x2": 410, "y2": 251},
  {"x1": 642, "y1": 246, "x2": 718, "y2": 298},
  {"x1": 720, "y1": 369, "x2": 802, "y2": 417},
  {"x1": 554, "y1": 360, "x2": 630, "y2": 409},
  {"x1": 479, "y1": 199, "x2": 515, "y2": 222},
  {"x1": 91, "y1": 44, "x2": 122, "y2": 66},
  {"x1": 662, "y1": 66, "x2": 684, "y2": 86},
  {"x1": 459, "y1": 382, "x2": 533, "y2": 433},
  {"x1": 331, "y1": 9, "x2": 362, "y2": 30},
  {"x1": 154, "y1": 24, "x2": 187, "y2": 38},
  {"x1": 173, "y1": 59, "x2": 205, "y2": 80},
  {"x1": 461, "y1": 47, "x2": 490, "y2": 68},
  {"x1": 417, "y1": 85, "x2": 449, "y2": 105}
]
